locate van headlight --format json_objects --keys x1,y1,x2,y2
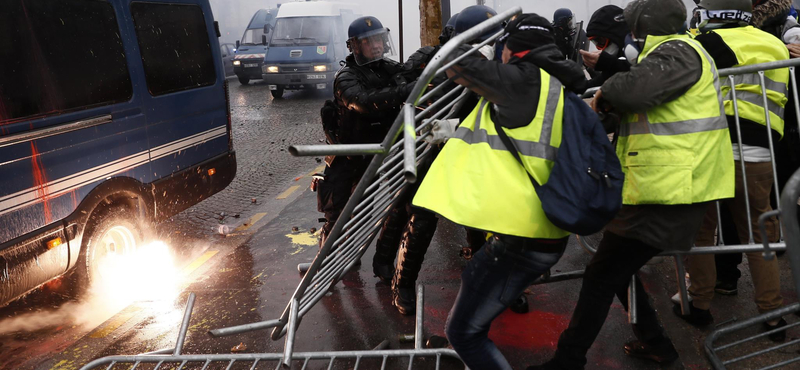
[
  {"x1": 266, "y1": 66, "x2": 279, "y2": 73},
  {"x1": 232, "y1": 60, "x2": 241, "y2": 66},
  {"x1": 313, "y1": 65, "x2": 327, "y2": 72}
]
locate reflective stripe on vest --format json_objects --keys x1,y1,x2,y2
[
  {"x1": 723, "y1": 73, "x2": 787, "y2": 121},
  {"x1": 451, "y1": 75, "x2": 562, "y2": 161},
  {"x1": 620, "y1": 38, "x2": 727, "y2": 138}
]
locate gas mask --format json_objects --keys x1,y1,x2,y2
[{"x1": 623, "y1": 33, "x2": 645, "y2": 65}]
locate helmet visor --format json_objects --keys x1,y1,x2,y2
[{"x1": 351, "y1": 28, "x2": 396, "y2": 66}]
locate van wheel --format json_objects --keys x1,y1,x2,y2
[
  {"x1": 271, "y1": 88, "x2": 284, "y2": 99},
  {"x1": 75, "y1": 206, "x2": 143, "y2": 292},
  {"x1": 238, "y1": 76, "x2": 250, "y2": 85}
]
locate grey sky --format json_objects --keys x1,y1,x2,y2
[{"x1": 209, "y1": 0, "x2": 698, "y2": 59}]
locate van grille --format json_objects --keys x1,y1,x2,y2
[{"x1": 290, "y1": 50, "x2": 302, "y2": 58}]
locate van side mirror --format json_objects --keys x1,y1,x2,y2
[
  {"x1": 236, "y1": 40, "x2": 240, "y2": 49},
  {"x1": 262, "y1": 35, "x2": 268, "y2": 45}
]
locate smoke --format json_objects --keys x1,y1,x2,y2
[
  {"x1": 0, "y1": 241, "x2": 181, "y2": 335},
  {"x1": 208, "y1": 0, "x2": 696, "y2": 61}
]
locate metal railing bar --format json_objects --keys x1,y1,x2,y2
[
  {"x1": 225, "y1": 359, "x2": 235, "y2": 370},
  {"x1": 249, "y1": 359, "x2": 260, "y2": 370},
  {"x1": 759, "y1": 72, "x2": 784, "y2": 242},
  {"x1": 403, "y1": 105, "x2": 418, "y2": 183},
  {"x1": 174, "y1": 293, "x2": 195, "y2": 356},
  {"x1": 200, "y1": 359, "x2": 211, "y2": 370},
  {"x1": 177, "y1": 360, "x2": 188, "y2": 370},
  {"x1": 414, "y1": 83, "x2": 470, "y2": 123},
  {"x1": 417, "y1": 78, "x2": 456, "y2": 107},
  {"x1": 289, "y1": 143, "x2": 385, "y2": 157},
  {"x1": 728, "y1": 77, "x2": 754, "y2": 243},
  {"x1": 715, "y1": 320, "x2": 800, "y2": 351},
  {"x1": 760, "y1": 356, "x2": 800, "y2": 370},
  {"x1": 722, "y1": 337, "x2": 800, "y2": 365},
  {"x1": 718, "y1": 58, "x2": 800, "y2": 76},
  {"x1": 282, "y1": 299, "x2": 299, "y2": 368},
  {"x1": 415, "y1": 285, "x2": 424, "y2": 349}
]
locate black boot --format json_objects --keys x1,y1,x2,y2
[
  {"x1": 672, "y1": 304, "x2": 713, "y2": 327},
  {"x1": 392, "y1": 286, "x2": 416, "y2": 315},
  {"x1": 509, "y1": 294, "x2": 529, "y2": 314},
  {"x1": 391, "y1": 211, "x2": 437, "y2": 315},
  {"x1": 373, "y1": 205, "x2": 407, "y2": 283},
  {"x1": 763, "y1": 317, "x2": 787, "y2": 342},
  {"x1": 623, "y1": 339, "x2": 679, "y2": 364}
]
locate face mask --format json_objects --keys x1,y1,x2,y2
[{"x1": 603, "y1": 43, "x2": 619, "y2": 56}]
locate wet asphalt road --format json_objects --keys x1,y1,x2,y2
[{"x1": 1, "y1": 77, "x2": 800, "y2": 370}]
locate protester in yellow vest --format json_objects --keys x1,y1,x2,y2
[
  {"x1": 530, "y1": 0, "x2": 735, "y2": 369},
  {"x1": 412, "y1": 14, "x2": 586, "y2": 370},
  {"x1": 674, "y1": 0, "x2": 788, "y2": 341}
]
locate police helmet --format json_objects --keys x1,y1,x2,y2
[
  {"x1": 553, "y1": 8, "x2": 577, "y2": 35},
  {"x1": 439, "y1": 12, "x2": 459, "y2": 45},
  {"x1": 347, "y1": 16, "x2": 396, "y2": 66},
  {"x1": 454, "y1": 5, "x2": 503, "y2": 43},
  {"x1": 692, "y1": 0, "x2": 752, "y2": 30}
]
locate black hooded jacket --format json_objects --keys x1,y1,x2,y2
[
  {"x1": 585, "y1": 5, "x2": 631, "y2": 88},
  {"x1": 446, "y1": 44, "x2": 587, "y2": 128},
  {"x1": 333, "y1": 55, "x2": 412, "y2": 145}
]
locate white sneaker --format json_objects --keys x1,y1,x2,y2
[{"x1": 670, "y1": 292, "x2": 693, "y2": 305}]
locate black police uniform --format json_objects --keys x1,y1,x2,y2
[{"x1": 317, "y1": 53, "x2": 410, "y2": 244}]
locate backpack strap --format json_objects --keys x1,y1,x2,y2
[{"x1": 495, "y1": 121, "x2": 541, "y2": 190}]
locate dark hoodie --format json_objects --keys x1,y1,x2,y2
[
  {"x1": 585, "y1": 5, "x2": 631, "y2": 88},
  {"x1": 445, "y1": 44, "x2": 587, "y2": 128},
  {"x1": 602, "y1": 0, "x2": 702, "y2": 114}
]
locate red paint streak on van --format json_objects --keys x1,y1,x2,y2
[{"x1": 30, "y1": 142, "x2": 52, "y2": 223}]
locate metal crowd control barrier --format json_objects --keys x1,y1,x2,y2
[
  {"x1": 704, "y1": 167, "x2": 800, "y2": 369},
  {"x1": 79, "y1": 286, "x2": 463, "y2": 370},
  {"x1": 203, "y1": 6, "x2": 523, "y2": 366},
  {"x1": 570, "y1": 59, "x2": 800, "y2": 326}
]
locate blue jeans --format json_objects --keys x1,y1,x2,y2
[{"x1": 445, "y1": 235, "x2": 567, "y2": 370}]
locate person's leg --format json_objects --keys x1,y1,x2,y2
[
  {"x1": 686, "y1": 203, "x2": 719, "y2": 313},
  {"x1": 446, "y1": 236, "x2": 566, "y2": 370},
  {"x1": 391, "y1": 207, "x2": 438, "y2": 314},
  {"x1": 373, "y1": 202, "x2": 408, "y2": 282},
  {"x1": 548, "y1": 231, "x2": 660, "y2": 369},
  {"x1": 729, "y1": 162, "x2": 783, "y2": 314},
  {"x1": 613, "y1": 273, "x2": 678, "y2": 362}
]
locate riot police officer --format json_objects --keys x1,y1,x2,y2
[{"x1": 316, "y1": 16, "x2": 413, "y2": 247}]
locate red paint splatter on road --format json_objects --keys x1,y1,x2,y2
[
  {"x1": 30, "y1": 142, "x2": 52, "y2": 223},
  {"x1": 489, "y1": 309, "x2": 570, "y2": 350}
]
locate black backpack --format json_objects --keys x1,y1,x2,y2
[
  {"x1": 496, "y1": 91, "x2": 623, "y2": 235},
  {"x1": 320, "y1": 99, "x2": 339, "y2": 144}
]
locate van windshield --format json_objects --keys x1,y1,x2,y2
[
  {"x1": 241, "y1": 28, "x2": 268, "y2": 45},
  {"x1": 271, "y1": 17, "x2": 333, "y2": 45}
]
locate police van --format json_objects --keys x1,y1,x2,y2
[
  {"x1": 233, "y1": 8, "x2": 278, "y2": 85},
  {"x1": 0, "y1": 0, "x2": 236, "y2": 307},
  {"x1": 261, "y1": 1, "x2": 359, "y2": 98}
]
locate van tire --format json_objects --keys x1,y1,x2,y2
[
  {"x1": 271, "y1": 88, "x2": 284, "y2": 99},
  {"x1": 73, "y1": 205, "x2": 144, "y2": 294},
  {"x1": 238, "y1": 76, "x2": 250, "y2": 85}
]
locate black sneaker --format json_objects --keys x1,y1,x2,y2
[
  {"x1": 715, "y1": 281, "x2": 738, "y2": 295},
  {"x1": 673, "y1": 304, "x2": 714, "y2": 327},
  {"x1": 763, "y1": 318, "x2": 787, "y2": 342},
  {"x1": 509, "y1": 294, "x2": 529, "y2": 314},
  {"x1": 392, "y1": 286, "x2": 416, "y2": 315},
  {"x1": 372, "y1": 263, "x2": 394, "y2": 284},
  {"x1": 623, "y1": 340, "x2": 679, "y2": 364}
]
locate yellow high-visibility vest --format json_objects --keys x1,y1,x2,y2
[
  {"x1": 412, "y1": 70, "x2": 570, "y2": 239},
  {"x1": 712, "y1": 26, "x2": 789, "y2": 137},
  {"x1": 618, "y1": 34, "x2": 734, "y2": 205}
]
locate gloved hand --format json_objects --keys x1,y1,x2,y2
[{"x1": 422, "y1": 118, "x2": 459, "y2": 144}]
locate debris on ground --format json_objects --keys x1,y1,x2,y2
[
  {"x1": 309, "y1": 227, "x2": 317, "y2": 234},
  {"x1": 292, "y1": 226, "x2": 299, "y2": 232},
  {"x1": 231, "y1": 342, "x2": 247, "y2": 353}
]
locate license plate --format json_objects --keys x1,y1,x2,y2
[
  {"x1": 307, "y1": 74, "x2": 326, "y2": 80},
  {"x1": 244, "y1": 63, "x2": 258, "y2": 68}
]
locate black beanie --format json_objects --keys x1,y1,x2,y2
[{"x1": 498, "y1": 13, "x2": 555, "y2": 53}]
